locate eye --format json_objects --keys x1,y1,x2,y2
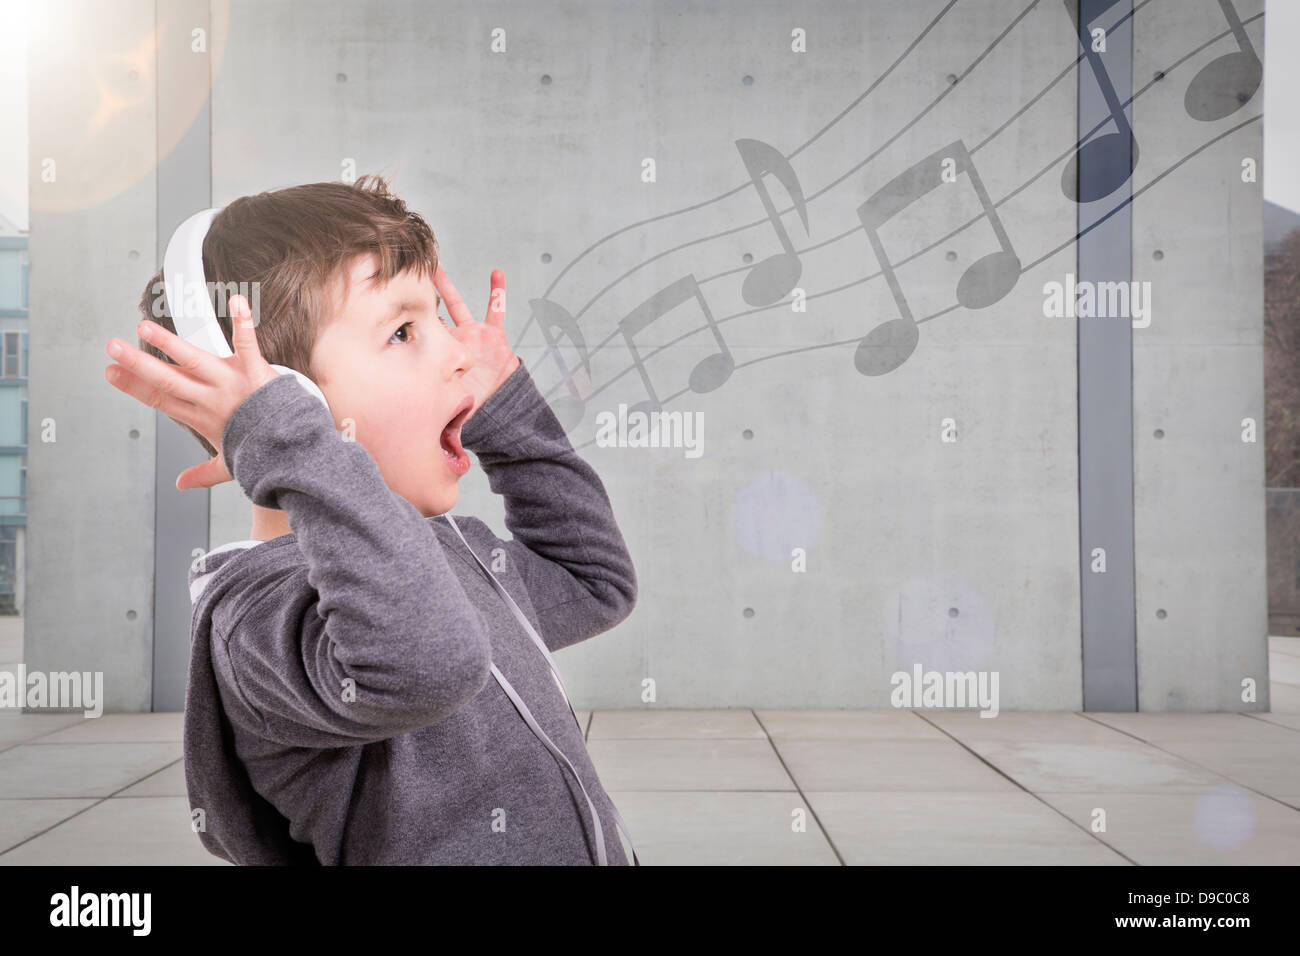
[{"x1": 389, "y1": 321, "x2": 415, "y2": 345}]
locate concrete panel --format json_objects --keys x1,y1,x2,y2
[
  {"x1": 153, "y1": 0, "x2": 214, "y2": 711},
  {"x1": 1131, "y1": 0, "x2": 1267, "y2": 710},
  {"x1": 25, "y1": 0, "x2": 158, "y2": 711}
]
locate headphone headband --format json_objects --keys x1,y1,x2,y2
[{"x1": 161, "y1": 207, "x2": 330, "y2": 411}]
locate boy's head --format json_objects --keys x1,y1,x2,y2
[{"x1": 138, "y1": 175, "x2": 477, "y2": 518}]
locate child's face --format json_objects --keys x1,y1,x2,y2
[{"x1": 309, "y1": 253, "x2": 476, "y2": 517}]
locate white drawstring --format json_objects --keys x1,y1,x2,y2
[{"x1": 443, "y1": 513, "x2": 640, "y2": 866}]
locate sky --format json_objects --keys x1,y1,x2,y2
[
  {"x1": 0, "y1": 0, "x2": 26, "y2": 229},
  {"x1": 0, "y1": 0, "x2": 1297, "y2": 230}
]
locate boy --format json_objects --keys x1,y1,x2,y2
[{"x1": 104, "y1": 176, "x2": 638, "y2": 865}]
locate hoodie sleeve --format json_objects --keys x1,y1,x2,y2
[
  {"x1": 454, "y1": 361, "x2": 637, "y2": 652},
  {"x1": 216, "y1": 372, "x2": 494, "y2": 749}
]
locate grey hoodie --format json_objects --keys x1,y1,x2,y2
[{"x1": 183, "y1": 362, "x2": 638, "y2": 865}]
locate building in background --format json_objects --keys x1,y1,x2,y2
[
  {"x1": 1265, "y1": 201, "x2": 1300, "y2": 636},
  {"x1": 0, "y1": 210, "x2": 26, "y2": 615}
]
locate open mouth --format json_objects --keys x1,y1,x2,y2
[{"x1": 439, "y1": 395, "x2": 474, "y2": 473}]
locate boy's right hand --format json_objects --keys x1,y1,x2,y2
[{"x1": 104, "y1": 294, "x2": 281, "y2": 491}]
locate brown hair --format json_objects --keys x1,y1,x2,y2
[{"x1": 136, "y1": 173, "x2": 439, "y2": 457}]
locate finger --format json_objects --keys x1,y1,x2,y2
[
  {"x1": 137, "y1": 317, "x2": 230, "y2": 388},
  {"x1": 228, "y1": 295, "x2": 268, "y2": 370},
  {"x1": 433, "y1": 265, "x2": 475, "y2": 327},
  {"x1": 176, "y1": 455, "x2": 232, "y2": 491},
  {"x1": 106, "y1": 336, "x2": 209, "y2": 408},
  {"x1": 485, "y1": 269, "x2": 505, "y2": 329}
]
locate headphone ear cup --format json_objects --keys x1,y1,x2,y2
[{"x1": 269, "y1": 364, "x2": 331, "y2": 415}]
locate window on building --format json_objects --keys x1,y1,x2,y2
[{"x1": 3, "y1": 332, "x2": 17, "y2": 378}]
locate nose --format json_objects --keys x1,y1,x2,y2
[{"x1": 444, "y1": 330, "x2": 474, "y2": 381}]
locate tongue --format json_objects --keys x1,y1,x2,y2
[{"x1": 441, "y1": 425, "x2": 462, "y2": 458}]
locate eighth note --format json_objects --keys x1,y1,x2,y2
[
  {"x1": 735, "y1": 138, "x2": 810, "y2": 308},
  {"x1": 618, "y1": 274, "x2": 734, "y2": 415},
  {"x1": 1184, "y1": 0, "x2": 1261, "y2": 122},
  {"x1": 853, "y1": 140, "x2": 1021, "y2": 377},
  {"x1": 1061, "y1": 0, "x2": 1139, "y2": 203},
  {"x1": 532, "y1": 297, "x2": 593, "y2": 432}
]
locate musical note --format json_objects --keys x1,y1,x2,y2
[
  {"x1": 854, "y1": 139, "x2": 1021, "y2": 377},
  {"x1": 618, "y1": 274, "x2": 734, "y2": 415},
  {"x1": 531, "y1": 297, "x2": 592, "y2": 432},
  {"x1": 1061, "y1": 0, "x2": 1139, "y2": 203},
  {"x1": 1184, "y1": 0, "x2": 1261, "y2": 121},
  {"x1": 735, "y1": 138, "x2": 811, "y2": 308}
]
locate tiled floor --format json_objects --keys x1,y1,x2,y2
[{"x1": 2, "y1": 615, "x2": 1297, "y2": 865}]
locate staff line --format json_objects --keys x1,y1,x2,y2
[
  {"x1": 517, "y1": 0, "x2": 1157, "y2": 353},
  {"x1": 560, "y1": 111, "x2": 1261, "y2": 455},
  {"x1": 972, "y1": 0, "x2": 1161, "y2": 153},
  {"x1": 536, "y1": 6, "x2": 1259, "y2": 405},
  {"x1": 511, "y1": 0, "x2": 1043, "y2": 349}
]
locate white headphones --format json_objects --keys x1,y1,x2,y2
[{"x1": 162, "y1": 207, "x2": 331, "y2": 413}]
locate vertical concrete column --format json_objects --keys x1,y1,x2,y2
[
  {"x1": 26, "y1": 0, "x2": 160, "y2": 710},
  {"x1": 1072, "y1": 0, "x2": 1138, "y2": 711},
  {"x1": 152, "y1": 0, "x2": 213, "y2": 710}
]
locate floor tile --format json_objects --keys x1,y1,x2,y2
[
  {"x1": 1038, "y1": 788, "x2": 1300, "y2": 864},
  {"x1": 973, "y1": 740, "x2": 1232, "y2": 793},
  {"x1": 606, "y1": 790, "x2": 839, "y2": 865},
  {"x1": 589, "y1": 708, "x2": 766, "y2": 739},
  {"x1": 0, "y1": 711, "x2": 87, "y2": 751},
  {"x1": 0, "y1": 742, "x2": 181, "y2": 799},
  {"x1": 0, "y1": 799, "x2": 98, "y2": 854},
  {"x1": 922, "y1": 711, "x2": 1136, "y2": 745},
  {"x1": 1141, "y1": 739, "x2": 1300, "y2": 797},
  {"x1": 116, "y1": 760, "x2": 186, "y2": 797},
  {"x1": 754, "y1": 709, "x2": 946, "y2": 739},
  {"x1": 586, "y1": 738, "x2": 794, "y2": 790},
  {"x1": 1248, "y1": 709, "x2": 1300, "y2": 731},
  {"x1": 1086, "y1": 712, "x2": 1300, "y2": 744},
  {"x1": 805, "y1": 791, "x2": 1129, "y2": 865},
  {"x1": 37, "y1": 712, "x2": 183, "y2": 744},
  {"x1": 772, "y1": 738, "x2": 1023, "y2": 792},
  {"x1": 0, "y1": 796, "x2": 228, "y2": 865}
]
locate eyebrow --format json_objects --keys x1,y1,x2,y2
[{"x1": 372, "y1": 294, "x2": 441, "y2": 330}]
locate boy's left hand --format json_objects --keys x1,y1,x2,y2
[{"x1": 434, "y1": 265, "x2": 521, "y2": 417}]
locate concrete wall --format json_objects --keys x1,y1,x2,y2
[
  {"x1": 1132, "y1": 0, "x2": 1268, "y2": 710},
  {"x1": 27, "y1": 0, "x2": 159, "y2": 711},
  {"x1": 26, "y1": 0, "x2": 1268, "y2": 712}
]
